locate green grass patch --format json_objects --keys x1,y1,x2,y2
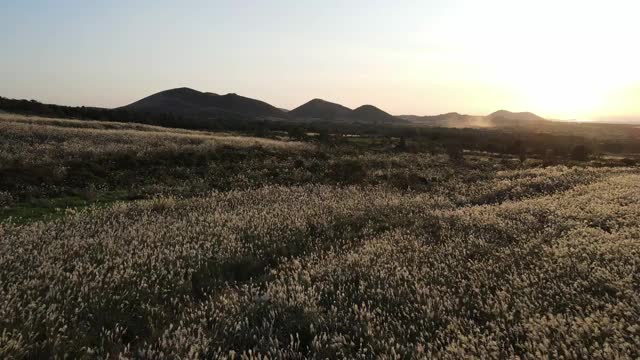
[{"x1": 0, "y1": 190, "x2": 131, "y2": 225}]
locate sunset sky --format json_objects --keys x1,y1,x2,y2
[{"x1": 1, "y1": 0, "x2": 638, "y2": 122}]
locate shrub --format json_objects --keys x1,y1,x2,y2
[
  {"x1": 445, "y1": 143, "x2": 464, "y2": 163},
  {"x1": 77, "y1": 185, "x2": 98, "y2": 202},
  {"x1": 293, "y1": 158, "x2": 305, "y2": 168},
  {"x1": 287, "y1": 127, "x2": 307, "y2": 140},
  {"x1": 327, "y1": 158, "x2": 368, "y2": 184},
  {"x1": 0, "y1": 191, "x2": 14, "y2": 208},
  {"x1": 621, "y1": 158, "x2": 636, "y2": 166},
  {"x1": 519, "y1": 147, "x2": 527, "y2": 164},
  {"x1": 570, "y1": 144, "x2": 591, "y2": 161}
]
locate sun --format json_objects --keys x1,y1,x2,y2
[
  {"x1": 504, "y1": 55, "x2": 629, "y2": 121},
  {"x1": 523, "y1": 78, "x2": 608, "y2": 121}
]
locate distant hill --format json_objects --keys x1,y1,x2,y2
[
  {"x1": 289, "y1": 99, "x2": 407, "y2": 124},
  {"x1": 121, "y1": 87, "x2": 287, "y2": 120},
  {"x1": 120, "y1": 88, "x2": 547, "y2": 127},
  {"x1": 121, "y1": 88, "x2": 407, "y2": 124},
  {"x1": 401, "y1": 110, "x2": 548, "y2": 128},
  {"x1": 488, "y1": 110, "x2": 546, "y2": 122},
  {"x1": 290, "y1": 99, "x2": 352, "y2": 120},
  {"x1": 350, "y1": 105, "x2": 402, "y2": 124}
]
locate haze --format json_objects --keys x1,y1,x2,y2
[{"x1": 1, "y1": 0, "x2": 638, "y2": 122}]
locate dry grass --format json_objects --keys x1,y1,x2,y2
[
  {"x1": 0, "y1": 113, "x2": 313, "y2": 166},
  {"x1": 2, "y1": 170, "x2": 640, "y2": 358}
]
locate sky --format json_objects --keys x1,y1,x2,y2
[{"x1": 1, "y1": 0, "x2": 639, "y2": 121}]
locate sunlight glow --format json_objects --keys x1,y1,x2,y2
[{"x1": 423, "y1": 0, "x2": 640, "y2": 120}]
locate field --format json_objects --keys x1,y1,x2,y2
[{"x1": 1, "y1": 114, "x2": 640, "y2": 358}]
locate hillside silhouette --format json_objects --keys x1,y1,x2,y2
[
  {"x1": 351, "y1": 105, "x2": 404, "y2": 124},
  {"x1": 122, "y1": 87, "x2": 287, "y2": 119},
  {"x1": 123, "y1": 89, "x2": 409, "y2": 124},
  {"x1": 290, "y1": 99, "x2": 352, "y2": 120},
  {"x1": 122, "y1": 88, "x2": 550, "y2": 127},
  {"x1": 290, "y1": 99, "x2": 406, "y2": 124},
  {"x1": 400, "y1": 110, "x2": 549, "y2": 128},
  {"x1": 488, "y1": 110, "x2": 546, "y2": 122}
]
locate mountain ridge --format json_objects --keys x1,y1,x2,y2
[
  {"x1": 122, "y1": 87, "x2": 287, "y2": 120},
  {"x1": 488, "y1": 110, "x2": 546, "y2": 122},
  {"x1": 399, "y1": 109, "x2": 550, "y2": 128},
  {"x1": 289, "y1": 98, "x2": 352, "y2": 120},
  {"x1": 123, "y1": 88, "x2": 409, "y2": 124},
  {"x1": 121, "y1": 88, "x2": 554, "y2": 127},
  {"x1": 351, "y1": 104, "x2": 401, "y2": 124}
]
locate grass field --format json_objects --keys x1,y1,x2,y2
[{"x1": 1, "y1": 114, "x2": 639, "y2": 358}]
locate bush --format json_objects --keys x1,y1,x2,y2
[
  {"x1": 317, "y1": 128, "x2": 330, "y2": 143},
  {"x1": 445, "y1": 143, "x2": 464, "y2": 163},
  {"x1": 287, "y1": 127, "x2": 307, "y2": 140},
  {"x1": 327, "y1": 159, "x2": 368, "y2": 184},
  {"x1": 389, "y1": 171, "x2": 431, "y2": 190},
  {"x1": 0, "y1": 191, "x2": 14, "y2": 208},
  {"x1": 621, "y1": 158, "x2": 637, "y2": 167},
  {"x1": 518, "y1": 147, "x2": 527, "y2": 164},
  {"x1": 293, "y1": 158, "x2": 305, "y2": 168},
  {"x1": 77, "y1": 185, "x2": 98, "y2": 202},
  {"x1": 570, "y1": 145, "x2": 591, "y2": 161}
]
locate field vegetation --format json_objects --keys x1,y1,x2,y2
[{"x1": 1, "y1": 113, "x2": 639, "y2": 358}]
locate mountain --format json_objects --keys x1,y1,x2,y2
[
  {"x1": 488, "y1": 110, "x2": 546, "y2": 122},
  {"x1": 208, "y1": 93, "x2": 286, "y2": 118},
  {"x1": 123, "y1": 88, "x2": 548, "y2": 127},
  {"x1": 122, "y1": 88, "x2": 408, "y2": 124},
  {"x1": 289, "y1": 99, "x2": 352, "y2": 120},
  {"x1": 121, "y1": 87, "x2": 287, "y2": 119},
  {"x1": 289, "y1": 99, "x2": 406, "y2": 124},
  {"x1": 350, "y1": 105, "x2": 403, "y2": 124},
  {"x1": 401, "y1": 110, "x2": 548, "y2": 128}
]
